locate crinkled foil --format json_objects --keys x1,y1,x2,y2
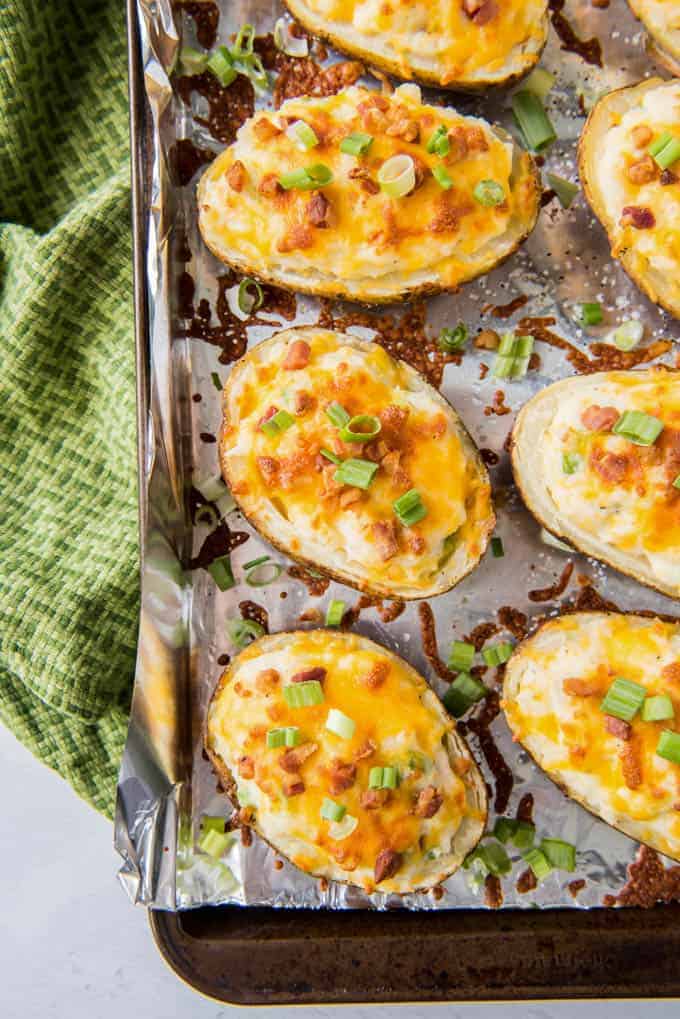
[{"x1": 116, "y1": 0, "x2": 680, "y2": 911}]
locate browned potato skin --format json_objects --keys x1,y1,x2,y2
[{"x1": 626, "y1": 0, "x2": 680, "y2": 75}]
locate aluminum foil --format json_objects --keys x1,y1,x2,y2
[{"x1": 116, "y1": 0, "x2": 680, "y2": 911}]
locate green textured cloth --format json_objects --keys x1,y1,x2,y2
[{"x1": 0, "y1": 0, "x2": 138, "y2": 815}]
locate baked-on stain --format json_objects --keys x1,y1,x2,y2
[
  {"x1": 176, "y1": 71, "x2": 254, "y2": 144},
  {"x1": 459, "y1": 690, "x2": 514, "y2": 814},
  {"x1": 516, "y1": 792, "x2": 534, "y2": 824},
  {"x1": 190, "y1": 520, "x2": 249, "y2": 570},
  {"x1": 378, "y1": 599, "x2": 406, "y2": 623},
  {"x1": 200, "y1": 432, "x2": 217, "y2": 443},
  {"x1": 568, "y1": 878, "x2": 586, "y2": 899},
  {"x1": 479, "y1": 448, "x2": 500, "y2": 467},
  {"x1": 488, "y1": 295, "x2": 529, "y2": 319},
  {"x1": 173, "y1": 0, "x2": 219, "y2": 48},
  {"x1": 528, "y1": 560, "x2": 574, "y2": 603},
  {"x1": 287, "y1": 564, "x2": 331, "y2": 596},
  {"x1": 517, "y1": 316, "x2": 672, "y2": 374},
  {"x1": 418, "y1": 602, "x2": 457, "y2": 684},
  {"x1": 217, "y1": 653, "x2": 230, "y2": 666},
  {"x1": 239, "y1": 600, "x2": 269, "y2": 633},
  {"x1": 254, "y1": 33, "x2": 364, "y2": 108},
  {"x1": 516, "y1": 868, "x2": 538, "y2": 894},
  {"x1": 484, "y1": 873, "x2": 504, "y2": 909},
  {"x1": 169, "y1": 138, "x2": 214, "y2": 187},
  {"x1": 497, "y1": 606, "x2": 529, "y2": 641},
  {"x1": 548, "y1": 0, "x2": 602, "y2": 67},
  {"x1": 484, "y1": 390, "x2": 511, "y2": 417},
  {"x1": 603, "y1": 845, "x2": 680, "y2": 908}
]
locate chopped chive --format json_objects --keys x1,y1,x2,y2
[
  {"x1": 610, "y1": 319, "x2": 643, "y2": 351},
  {"x1": 243, "y1": 555, "x2": 270, "y2": 570},
  {"x1": 641, "y1": 694, "x2": 674, "y2": 723},
  {"x1": 426, "y1": 125, "x2": 450, "y2": 156},
  {"x1": 562, "y1": 452, "x2": 582, "y2": 475},
  {"x1": 448, "y1": 640, "x2": 476, "y2": 672},
  {"x1": 199, "y1": 829, "x2": 233, "y2": 858},
  {"x1": 656, "y1": 729, "x2": 680, "y2": 765},
  {"x1": 237, "y1": 277, "x2": 264, "y2": 315},
  {"x1": 325, "y1": 401, "x2": 351, "y2": 427},
  {"x1": 339, "y1": 414, "x2": 381, "y2": 444},
  {"x1": 286, "y1": 119, "x2": 319, "y2": 151},
  {"x1": 246, "y1": 561, "x2": 283, "y2": 586},
  {"x1": 482, "y1": 642, "x2": 514, "y2": 667},
  {"x1": 381, "y1": 765, "x2": 399, "y2": 789},
  {"x1": 207, "y1": 46, "x2": 237, "y2": 87},
  {"x1": 523, "y1": 67, "x2": 556, "y2": 101},
  {"x1": 578, "y1": 302, "x2": 603, "y2": 326},
  {"x1": 393, "y1": 488, "x2": 427, "y2": 527},
  {"x1": 491, "y1": 536, "x2": 504, "y2": 558},
  {"x1": 201, "y1": 815, "x2": 226, "y2": 834},
  {"x1": 540, "y1": 838, "x2": 576, "y2": 872},
  {"x1": 493, "y1": 817, "x2": 518, "y2": 843},
  {"x1": 334, "y1": 458, "x2": 378, "y2": 490},
  {"x1": 279, "y1": 164, "x2": 333, "y2": 190},
  {"x1": 492, "y1": 334, "x2": 534, "y2": 379},
  {"x1": 325, "y1": 707, "x2": 356, "y2": 739},
  {"x1": 523, "y1": 847, "x2": 552, "y2": 881},
  {"x1": 260, "y1": 408, "x2": 296, "y2": 437},
  {"x1": 179, "y1": 47, "x2": 209, "y2": 75},
  {"x1": 195, "y1": 472, "x2": 228, "y2": 502},
  {"x1": 320, "y1": 798, "x2": 346, "y2": 822},
  {"x1": 443, "y1": 672, "x2": 487, "y2": 718},
  {"x1": 283, "y1": 680, "x2": 324, "y2": 708},
  {"x1": 546, "y1": 173, "x2": 579, "y2": 209},
  {"x1": 600, "y1": 677, "x2": 646, "y2": 722},
  {"x1": 674, "y1": 475, "x2": 680, "y2": 490},
  {"x1": 208, "y1": 555, "x2": 235, "y2": 591},
  {"x1": 649, "y1": 132, "x2": 680, "y2": 169},
  {"x1": 432, "y1": 164, "x2": 453, "y2": 190},
  {"x1": 438, "y1": 323, "x2": 468, "y2": 352},
  {"x1": 325, "y1": 599, "x2": 346, "y2": 627},
  {"x1": 612, "y1": 410, "x2": 664, "y2": 446},
  {"x1": 478, "y1": 841, "x2": 512, "y2": 877},
  {"x1": 320, "y1": 447, "x2": 342, "y2": 465},
  {"x1": 512, "y1": 821, "x2": 536, "y2": 850},
  {"x1": 473, "y1": 179, "x2": 506, "y2": 207},
  {"x1": 211, "y1": 371, "x2": 222, "y2": 391},
  {"x1": 266, "y1": 726, "x2": 302, "y2": 748},
  {"x1": 340, "y1": 132, "x2": 373, "y2": 156},
  {"x1": 512, "y1": 90, "x2": 556, "y2": 151},
  {"x1": 226, "y1": 618, "x2": 265, "y2": 648}
]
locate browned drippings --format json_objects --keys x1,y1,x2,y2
[
  {"x1": 460, "y1": 690, "x2": 514, "y2": 813},
  {"x1": 518, "y1": 316, "x2": 672, "y2": 374},
  {"x1": 479, "y1": 448, "x2": 500, "y2": 467},
  {"x1": 464, "y1": 621, "x2": 500, "y2": 651},
  {"x1": 377, "y1": 600, "x2": 405, "y2": 623},
  {"x1": 287, "y1": 565, "x2": 330, "y2": 596},
  {"x1": 484, "y1": 873, "x2": 504, "y2": 909},
  {"x1": 176, "y1": 72, "x2": 255, "y2": 144},
  {"x1": 190, "y1": 520, "x2": 249, "y2": 570},
  {"x1": 174, "y1": 0, "x2": 220, "y2": 49},
  {"x1": 528, "y1": 560, "x2": 574, "y2": 603},
  {"x1": 169, "y1": 138, "x2": 214, "y2": 187},
  {"x1": 567, "y1": 583, "x2": 620, "y2": 615},
  {"x1": 516, "y1": 868, "x2": 538, "y2": 895},
  {"x1": 487, "y1": 295, "x2": 529, "y2": 319},
  {"x1": 254, "y1": 33, "x2": 364, "y2": 108},
  {"x1": 603, "y1": 846, "x2": 680, "y2": 908},
  {"x1": 568, "y1": 878, "x2": 586, "y2": 899},
  {"x1": 497, "y1": 607, "x2": 529, "y2": 641},
  {"x1": 418, "y1": 602, "x2": 457, "y2": 684},
  {"x1": 548, "y1": 0, "x2": 603, "y2": 67},
  {"x1": 239, "y1": 600, "x2": 269, "y2": 633},
  {"x1": 516, "y1": 792, "x2": 534, "y2": 824},
  {"x1": 343, "y1": 594, "x2": 379, "y2": 626}
]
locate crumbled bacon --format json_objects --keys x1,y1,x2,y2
[
  {"x1": 329, "y1": 759, "x2": 357, "y2": 795},
  {"x1": 227, "y1": 160, "x2": 246, "y2": 192},
  {"x1": 290, "y1": 666, "x2": 326, "y2": 684},
  {"x1": 294, "y1": 390, "x2": 315, "y2": 414},
  {"x1": 563, "y1": 676, "x2": 602, "y2": 697},
  {"x1": 462, "y1": 0, "x2": 499, "y2": 24},
  {"x1": 281, "y1": 774, "x2": 305, "y2": 797},
  {"x1": 662, "y1": 662, "x2": 680, "y2": 684},
  {"x1": 354, "y1": 739, "x2": 377, "y2": 761},
  {"x1": 659, "y1": 428, "x2": 680, "y2": 482},
  {"x1": 604, "y1": 715, "x2": 632, "y2": 741},
  {"x1": 589, "y1": 448, "x2": 628, "y2": 484},
  {"x1": 255, "y1": 668, "x2": 279, "y2": 692},
  {"x1": 361, "y1": 788, "x2": 392, "y2": 810},
  {"x1": 446, "y1": 124, "x2": 468, "y2": 162},
  {"x1": 374, "y1": 848, "x2": 402, "y2": 884},
  {"x1": 361, "y1": 660, "x2": 390, "y2": 689},
  {"x1": 661, "y1": 169, "x2": 678, "y2": 186},
  {"x1": 257, "y1": 405, "x2": 278, "y2": 429},
  {"x1": 627, "y1": 155, "x2": 658, "y2": 185},
  {"x1": 277, "y1": 224, "x2": 314, "y2": 253},
  {"x1": 258, "y1": 172, "x2": 283, "y2": 198},
  {"x1": 464, "y1": 124, "x2": 490, "y2": 151},
  {"x1": 581, "y1": 405, "x2": 620, "y2": 432},
  {"x1": 379, "y1": 404, "x2": 409, "y2": 440},
  {"x1": 279, "y1": 741, "x2": 319, "y2": 774},
  {"x1": 307, "y1": 191, "x2": 331, "y2": 228},
  {"x1": 283, "y1": 338, "x2": 311, "y2": 370},
  {"x1": 372, "y1": 519, "x2": 399, "y2": 561},
  {"x1": 620, "y1": 205, "x2": 656, "y2": 229},
  {"x1": 386, "y1": 115, "x2": 419, "y2": 143},
  {"x1": 348, "y1": 166, "x2": 380, "y2": 195},
  {"x1": 632, "y1": 124, "x2": 653, "y2": 148},
  {"x1": 414, "y1": 785, "x2": 444, "y2": 818},
  {"x1": 256, "y1": 456, "x2": 279, "y2": 485},
  {"x1": 620, "y1": 739, "x2": 643, "y2": 790},
  {"x1": 237, "y1": 755, "x2": 255, "y2": 779},
  {"x1": 406, "y1": 531, "x2": 426, "y2": 555},
  {"x1": 253, "y1": 117, "x2": 282, "y2": 142},
  {"x1": 339, "y1": 487, "x2": 363, "y2": 509}
]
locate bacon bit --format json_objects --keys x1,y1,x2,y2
[
  {"x1": 290, "y1": 666, "x2": 326, "y2": 684},
  {"x1": 233, "y1": 680, "x2": 251, "y2": 698},
  {"x1": 361, "y1": 660, "x2": 390, "y2": 689},
  {"x1": 253, "y1": 117, "x2": 282, "y2": 142},
  {"x1": 294, "y1": 390, "x2": 315, "y2": 414},
  {"x1": 620, "y1": 739, "x2": 643, "y2": 790},
  {"x1": 484, "y1": 873, "x2": 503, "y2": 909},
  {"x1": 361, "y1": 788, "x2": 392, "y2": 810},
  {"x1": 581, "y1": 405, "x2": 620, "y2": 432},
  {"x1": 227, "y1": 160, "x2": 246, "y2": 191},
  {"x1": 339, "y1": 488, "x2": 364, "y2": 509},
  {"x1": 279, "y1": 741, "x2": 319, "y2": 774},
  {"x1": 298, "y1": 607, "x2": 323, "y2": 624},
  {"x1": 465, "y1": 124, "x2": 489, "y2": 152},
  {"x1": 414, "y1": 785, "x2": 443, "y2": 819},
  {"x1": 516, "y1": 868, "x2": 538, "y2": 894},
  {"x1": 277, "y1": 224, "x2": 314, "y2": 253},
  {"x1": 620, "y1": 205, "x2": 655, "y2": 229},
  {"x1": 605, "y1": 715, "x2": 632, "y2": 741},
  {"x1": 485, "y1": 389, "x2": 511, "y2": 417},
  {"x1": 386, "y1": 116, "x2": 420, "y2": 143},
  {"x1": 528, "y1": 560, "x2": 574, "y2": 603},
  {"x1": 348, "y1": 166, "x2": 379, "y2": 195},
  {"x1": 446, "y1": 124, "x2": 468, "y2": 162},
  {"x1": 372, "y1": 519, "x2": 399, "y2": 561},
  {"x1": 258, "y1": 172, "x2": 283, "y2": 198},
  {"x1": 568, "y1": 878, "x2": 586, "y2": 898},
  {"x1": 329, "y1": 759, "x2": 357, "y2": 795},
  {"x1": 405, "y1": 531, "x2": 426, "y2": 555},
  {"x1": 660, "y1": 428, "x2": 680, "y2": 483},
  {"x1": 589, "y1": 448, "x2": 628, "y2": 485},
  {"x1": 237, "y1": 755, "x2": 255, "y2": 779},
  {"x1": 627, "y1": 155, "x2": 658, "y2": 185},
  {"x1": 283, "y1": 338, "x2": 311, "y2": 370},
  {"x1": 632, "y1": 125, "x2": 653, "y2": 148},
  {"x1": 255, "y1": 668, "x2": 280, "y2": 693},
  {"x1": 374, "y1": 848, "x2": 402, "y2": 884},
  {"x1": 475, "y1": 329, "x2": 501, "y2": 350},
  {"x1": 354, "y1": 739, "x2": 376, "y2": 761},
  {"x1": 563, "y1": 676, "x2": 602, "y2": 697},
  {"x1": 429, "y1": 200, "x2": 460, "y2": 234},
  {"x1": 463, "y1": 0, "x2": 499, "y2": 25},
  {"x1": 379, "y1": 404, "x2": 409, "y2": 440},
  {"x1": 257, "y1": 405, "x2": 278, "y2": 429},
  {"x1": 661, "y1": 169, "x2": 678, "y2": 186},
  {"x1": 662, "y1": 662, "x2": 680, "y2": 684},
  {"x1": 307, "y1": 191, "x2": 331, "y2": 228},
  {"x1": 256, "y1": 456, "x2": 279, "y2": 485},
  {"x1": 282, "y1": 774, "x2": 305, "y2": 797}
]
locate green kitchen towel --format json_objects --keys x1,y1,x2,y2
[{"x1": 0, "y1": 0, "x2": 139, "y2": 816}]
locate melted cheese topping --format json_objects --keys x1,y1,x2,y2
[
  {"x1": 199, "y1": 85, "x2": 538, "y2": 300},
  {"x1": 291, "y1": 0, "x2": 547, "y2": 85},
  {"x1": 503, "y1": 614, "x2": 680, "y2": 861},
  {"x1": 221, "y1": 328, "x2": 494, "y2": 597},
  {"x1": 539, "y1": 372, "x2": 680, "y2": 594},
  {"x1": 594, "y1": 80, "x2": 680, "y2": 306},
  {"x1": 207, "y1": 631, "x2": 485, "y2": 892}
]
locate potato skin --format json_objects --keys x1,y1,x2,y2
[
  {"x1": 626, "y1": 0, "x2": 680, "y2": 72},
  {"x1": 578, "y1": 77, "x2": 680, "y2": 320}
]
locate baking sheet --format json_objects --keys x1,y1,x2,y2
[{"x1": 115, "y1": 0, "x2": 680, "y2": 911}]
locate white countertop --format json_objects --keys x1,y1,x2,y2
[{"x1": 0, "y1": 721, "x2": 671, "y2": 1019}]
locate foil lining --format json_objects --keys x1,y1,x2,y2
[{"x1": 116, "y1": 0, "x2": 680, "y2": 911}]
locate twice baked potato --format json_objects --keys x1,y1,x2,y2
[
  {"x1": 626, "y1": 0, "x2": 680, "y2": 73},
  {"x1": 198, "y1": 83, "x2": 540, "y2": 303},
  {"x1": 220, "y1": 326, "x2": 495, "y2": 599},
  {"x1": 205, "y1": 629, "x2": 487, "y2": 894},
  {"x1": 282, "y1": 0, "x2": 549, "y2": 91},
  {"x1": 503, "y1": 611, "x2": 680, "y2": 863},
  {"x1": 511, "y1": 369, "x2": 680, "y2": 600},
  {"x1": 579, "y1": 77, "x2": 680, "y2": 318}
]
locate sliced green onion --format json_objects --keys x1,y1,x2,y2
[
  {"x1": 243, "y1": 555, "x2": 269, "y2": 570},
  {"x1": 325, "y1": 401, "x2": 351, "y2": 427},
  {"x1": 368, "y1": 766, "x2": 383, "y2": 788},
  {"x1": 211, "y1": 371, "x2": 222, "y2": 391},
  {"x1": 320, "y1": 797, "x2": 346, "y2": 822},
  {"x1": 523, "y1": 67, "x2": 556, "y2": 101},
  {"x1": 656, "y1": 729, "x2": 680, "y2": 765},
  {"x1": 339, "y1": 414, "x2": 381, "y2": 444},
  {"x1": 196, "y1": 472, "x2": 228, "y2": 502},
  {"x1": 227, "y1": 618, "x2": 265, "y2": 648},
  {"x1": 497, "y1": 333, "x2": 533, "y2": 357},
  {"x1": 283, "y1": 680, "x2": 324, "y2": 708},
  {"x1": 180, "y1": 47, "x2": 209, "y2": 75},
  {"x1": 540, "y1": 838, "x2": 576, "y2": 872},
  {"x1": 201, "y1": 815, "x2": 226, "y2": 834},
  {"x1": 329, "y1": 813, "x2": 358, "y2": 840},
  {"x1": 443, "y1": 672, "x2": 487, "y2": 718},
  {"x1": 237, "y1": 277, "x2": 263, "y2": 314},
  {"x1": 426, "y1": 125, "x2": 450, "y2": 156},
  {"x1": 377, "y1": 154, "x2": 416, "y2": 197},
  {"x1": 207, "y1": 46, "x2": 237, "y2": 87},
  {"x1": 266, "y1": 726, "x2": 302, "y2": 748},
  {"x1": 340, "y1": 132, "x2": 373, "y2": 156},
  {"x1": 674, "y1": 475, "x2": 680, "y2": 490},
  {"x1": 612, "y1": 410, "x2": 664, "y2": 446},
  {"x1": 368, "y1": 766, "x2": 399, "y2": 789},
  {"x1": 482, "y1": 642, "x2": 514, "y2": 667},
  {"x1": 216, "y1": 491, "x2": 237, "y2": 518},
  {"x1": 208, "y1": 555, "x2": 235, "y2": 591},
  {"x1": 512, "y1": 821, "x2": 536, "y2": 851},
  {"x1": 273, "y1": 17, "x2": 309, "y2": 57},
  {"x1": 600, "y1": 677, "x2": 647, "y2": 722},
  {"x1": 286, "y1": 119, "x2": 319, "y2": 151},
  {"x1": 610, "y1": 319, "x2": 644, "y2": 352},
  {"x1": 523, "y1": 847, "x2": 552, "y2": 881},
  {"x1": 491, "y1": 536, "x2": 504, "y2": 558},
  {"x1": 235, "y1": 50, "x2": 268, "y2": 92},
  {"x1": 320, "y1": 447, "x2": 342, "y2": 465},
  {"x1": 562, "y1": 452, "x2": 582, "y2": 475},
  {"x1": 196, "y1": 504, "x2": 218, "y2": 527},
  {"x1": 438, "y1": 323, "x2": 468, "y2": 352},
  {"x1": 407, "y1": 750, "x2": 429, "y2": 772},
  {"x1": 325, "y1": 707, "x2": 356, "y2": 740},
  {"x1": 512, "y1": 90, "x2": 556, "y2": 152},
  {"x1": 649, "y1": 132, "x2": 680, "y2": 169},
  {"x1": 260, "y1": 408, "x2": 296, "y2": 437},
  {"x1": 492, "y1": 334, "x2": 534, "y2": 379},
  {"x1": 448, "y1": 640, "x2": 475, "y2": 673},
  {"x1": 432, "y1": 164, "x2": 453, "y2": 190},
  {"x1": 246, "y1": 561, "x2": 283, "y2": 587},
  {"x1": 473, "y1": 179, "x2": 506, "y2": 207},
  {"x1": 334, "y1": 458, "x2": 378, "y2": 490},
  {"x1": 279, "y1": 164, "x2": 333, "y2": 190},
  {"x1": 393, "y1": 488, "x2": 427, "y2": 527},
  {"x1": 642, "y1": 694, "x2": 674, "y2": 723},
  {"x1": 325, "y1": 599, "x2": 346, "y2": 627},
  {"x1": 232, "y1": 23, "x2": 255, "y2": 56},
  {"x1": 199, "y1": 829, "x2": 233, "y2": 858},
  {"x1": 477, "y1": 841, "x2": 512, "y2": 877},
  {"x1": 578, "y1": 301, "x2": 603, "y2": 326},
  {"x1": 546, "y1": 173, "x2": 579, "y2": 209},
  {"x1": 493, "y1": 817, "x2": 518, "y2": 843}
]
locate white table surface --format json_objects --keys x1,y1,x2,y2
[{"x1": 1, "y1": 722, "x2": 673, "y2": 1019}]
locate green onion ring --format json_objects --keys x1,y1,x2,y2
[{"x1": 246, "y1": 561, "x2": 283, "y2": 587}]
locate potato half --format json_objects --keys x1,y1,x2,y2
[
  {"x1": 205, "y1": 629, "x2": 487, "y2": 894},
  {"x1": 283, "y1": 0, "x2": 549, "y2": 91},
  {"x1": 511, "y1": 369, "x2": 680, "y2": 600},
  {"x1": 198, "y1": 83, "x2": 540, "y2": 303},
  {"x1": 220, "y1": 326, "x2": 495, "y2": 599},
  {"x1": 579, "y1": 77, "x2": 680, "y2": 319},
  {"x1": 503, "y1": 611, "x2": 680, "y2": 863},
  {"x1": 626, "y1": 1, "x2": 680, "y2": 73}
]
